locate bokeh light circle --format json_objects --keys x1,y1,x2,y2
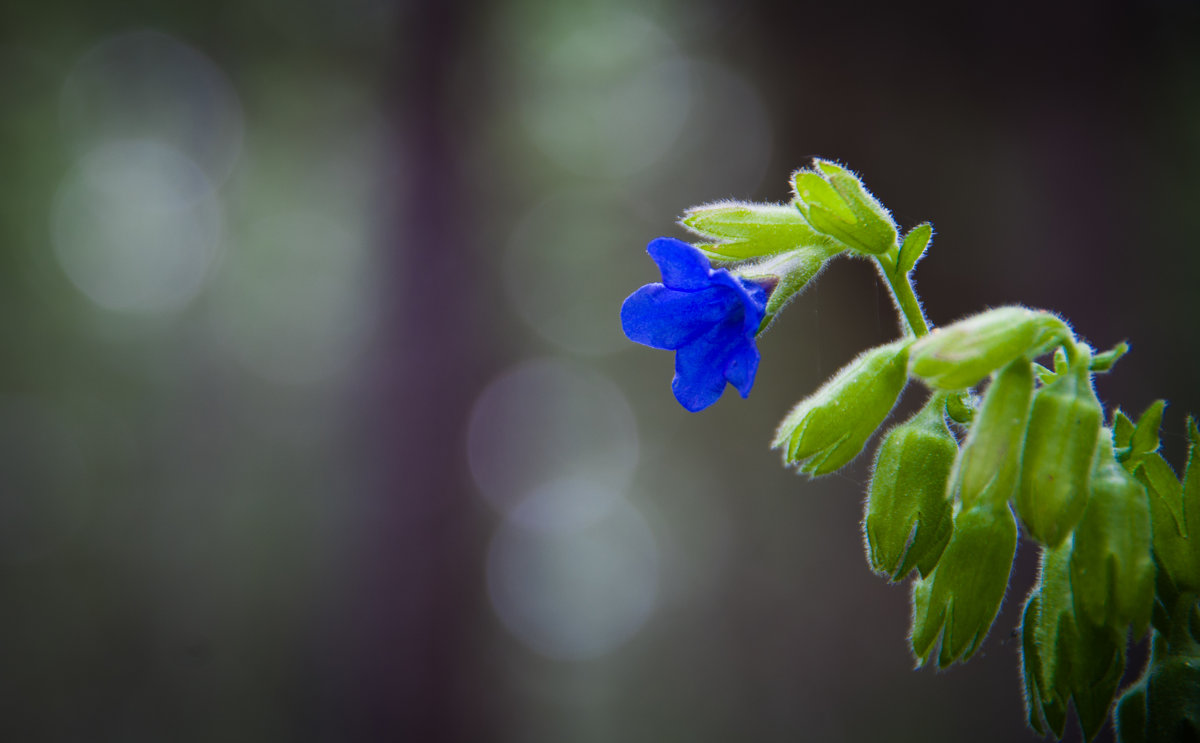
[
  {"x1": 59, "y1": 29, "x2": 243, "y2": 185},
  {"x1": 487, "y1": 482, "x2": 659, "y2": 661},
  {"x1": 516, "y1": 10, "x2": 691, "y2": 178},
  {"x1": 467, "y1": 358, "x2": 638, "y2": 513},
  {"x1": 51, "y1": 139, "x2": 223, "y2": 314},
  {"x1": 503, "y1": 191, "x2": 645, "y2": 356}
]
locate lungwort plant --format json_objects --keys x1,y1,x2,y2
[{"x1": 621, "y1": 160, "x2": 1200, "y2": 742}]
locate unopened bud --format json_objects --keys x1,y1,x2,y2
[
  {"x1": 864, "y1": 395, "x2": 957, "y2": 580},
  {"x1": 910, "y1": 500, "x2": 1017, "y2": 667},
  {"x1": 1017, "y1": 350, "x2": 1104, "y2": 547},
  {"x1": 1070, "y1": 433, "x2": 1153, "y2": 635},
  {"x1": 950, "y1": 358, "x2": 1035, "y2": 509},
  {"x1": 909, "y1": 306, "x2": 1071, "y2": 390},
  {"x1": 1022, "y1": 541, "x2": 1129, "y2": 741},
  {"x1": 790, "y1": 159, "x2": 897, "y2": 256},
  {"x1": 773, "y1": 340, "x2": 911, "y2": 476}
]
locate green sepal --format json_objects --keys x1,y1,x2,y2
[
  {"x1": 864, "y1": 394, "x2": 958, "y2": 580},
  {"x1": 733, "y1": 246, "x2": 838, "y2": 325},
  {"x1": 1126, "y1": 400, "x2": 1167, "y2": 471},
  {"x1": 1016, "y1": 352, "x2": 1104, "y2": 547},
  {"x1": 790, "y1": 159, "x2": 898, "y2": 257},
  {"x1": 1070, "y1": 432, "x2": 1154, "y2": 637},
  {"x1": 949, "y1": 358, "x2": 1035, "y2": 510},
  {"x1": 897, "y1": 222, "x2": 932, "y2": 274},
  {"x1": 1113, "y1": 408, "x2": 1136, "y2": 449},
  {"x1": 773, "y1": 339, "x2": 911, "y2": 476},
  {"x1": 1090, "y1": 341, "x2": 1129, "y2": 373},
  {"x1": 1035, "y1": 347, "x2": 1070, "y2": 386},
  {"x1": 681, "y1": 201, "x2": 839, "y2": 261},
  {"x1": 909, "y1": 501, "x2": 1017, "y2": 667},
  {"x1": 907, "y1": 306, "x2": 1072, "y2": 390}
]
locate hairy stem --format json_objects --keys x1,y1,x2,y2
[{"x1": 876, "y1": 248, "x2": 930, "y2": 338}]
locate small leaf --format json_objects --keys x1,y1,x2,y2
[
  {"x1": 897, "y1": 223, "x2": 932, "y2": 274},
  {"x1": 1138, "y1": 453, "x2": 1185, "y2": 536},
  {"x1": 1089, "y1": 341, "x2": 1129, "y2": 373},
  {"x1": 1135, "y1": 453, "x2": 1198, "y2": 592}
]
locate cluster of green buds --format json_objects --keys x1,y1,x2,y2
[{"x1": 632, "y1": 159, "x2": 1200, "y2": 741}]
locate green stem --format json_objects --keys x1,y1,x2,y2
[{"x1": 875, "y1": 248, "x2": 930, "y2": 338}]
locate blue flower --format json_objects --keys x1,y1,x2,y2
[{"x1": 621, "y1": 237, "x2": 769, "y2": 412}]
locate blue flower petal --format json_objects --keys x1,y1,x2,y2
[
  {"x1": 710, "y1": 269, "x2": 768, "y2": 335},
  {"x1": 622, "y1": 237, "x2": 772, "y2": 412},
  {"x1": 723, "y1": 341, "x2": 760, "y2": 398},
  {"x1": 621, "y1": 284, "x2": 738, "y2": 350},
  {"x1": 671, "y1": 321, "x2": 742, "y2": 411},
  {"x1": 647, "y1": 237, "x2": 712, "y2": 291}
]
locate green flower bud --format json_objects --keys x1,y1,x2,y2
[
  {"x1": 1023, "y1": 545, "x2": 1073, "y2": 738},
  {"x1": 1022, "y1": 590, "x2": 1085, "y2": 738},
  {"x1": 790, "y1": 159, "x2": 898, "y2": 256},
  {"x1": 1070, "y1": 432, "x2": 1154, "y2": 636},
  {"x1": 1068, "y1": 620, "x2": 1128, "y2": 742},
  {"x1": 908, "y1": 306, "x2": 1071, "y2": 390},
  {"x1": 950, "y1": 358, "x2": 1035, "y2": 509},
  {"x1": 910, "y1": 500, "x2": 1017, "y2": 667},
  {"x1": 680, "y1": 201, "x2": 838, "y2": 262},
  {"x1": 773, "y1": 340, "x2": 910, "y2": 476},
  {"x1": 864, "y1": 394, "x2": 958, "y2": 580},
  {"x1": 1016, "y1": 351, "x2": 1104, "y2": 547},
  {"x1": 1023, "y1": 542, "x2": 1128, "y2": 742}
]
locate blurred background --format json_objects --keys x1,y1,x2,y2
[{"x1": 2, "y1": 0, "x2": 1199, "y2": 740}]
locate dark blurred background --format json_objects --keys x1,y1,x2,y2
[{"x1": 2, "y1": 0, "x2": 1199, "y2": 741}]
